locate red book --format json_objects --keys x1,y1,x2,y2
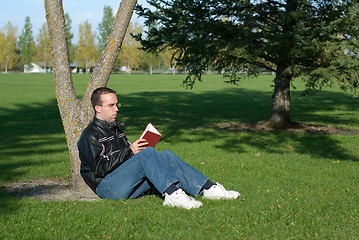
[{"x1": 139, "y1": 123, "x2": 162, "y2": 147}]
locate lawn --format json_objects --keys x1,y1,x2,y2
[{"x1": 0, "y1": 73, "x2": 358, "y2": 239}]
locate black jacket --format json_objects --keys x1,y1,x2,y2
[{"x1": 77, "y1": 118, "x2": 134, "y2": 193}]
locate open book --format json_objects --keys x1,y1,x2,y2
[{"x1": 139, "y1": 123, "x2": 162, "y2": 147}]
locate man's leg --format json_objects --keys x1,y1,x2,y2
[
  {"x1": 96, "y1": 147, "x2": 195, "y2": 200},
  {"x1": 96, "y1": 164, "x2": 152, "y2": 200},
  {"x1": 159, "y1": 150, "x2": 241, "y2": 200},
  {"x1": 158, "y1": 150, "x2": 210, "y2": 197},
  {"x1": 96, "y1": 147, "x2": 239, "y2": 204}
]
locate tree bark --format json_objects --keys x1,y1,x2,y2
[
  {"x1": 45, "y1": 0, "x2": 138, "y2": 192},
  {"x1": 270, "y1": 68, "x2": 292, "y2": 126}
]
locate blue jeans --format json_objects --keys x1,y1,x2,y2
[{"x1": 96, "y1": 147, "x2": 209, "y2": 200}]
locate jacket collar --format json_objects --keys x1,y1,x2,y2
[{"x1": 93, "y1": 118, "x2": 125, "y2": 130}]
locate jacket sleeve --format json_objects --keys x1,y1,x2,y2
[{"x1": 78, "y1": 130, "x2": 134, "y2": 178}]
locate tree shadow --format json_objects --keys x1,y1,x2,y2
[
  {"x1": 0, "y1": 98, "x2": 68, "y2": 214},
  {"x1": 119, "y1": 88, "x2": 358, "y2": 162},
  {"x1": 0, "y1": 99, "x2": 67, "y2": 183},
  {"x1": 0, "y1": 85, "x2": 358, "y2": 214},
  {"x1": 217, "y1": 131, "x2": 357, "y2": 162},
  {"x1": 291, "y1": 89, "x2": 359, "y2": 127}
]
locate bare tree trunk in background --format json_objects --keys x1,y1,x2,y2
[{"x1": 44, "y1": 0, "x2": 138, "y2": 192}]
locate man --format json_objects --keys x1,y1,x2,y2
[{"x1": 77, "y1": 87, "x2": 240, "y2": 209}]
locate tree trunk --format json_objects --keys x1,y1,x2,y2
[
  {"x1": 5, "y1": 55, "x2": 8, "y2": 73},
  {"x1": 270, "y1": 68, "x2": 292, "y2": 126},
  {"x1": 45, "y1": 0, "x2": 138, "y2": 192}
]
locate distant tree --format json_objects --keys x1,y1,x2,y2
[
  {"x1": 0, "y1": 32, "x2": 5, "y2": 71},
  {"x1": 34, "y1": 23, "x2": 51, "y2": 70},
  {"x1": 18, "y1": 16, "x2": 34, "y2": 68},
  {"x1": 136, "y1": 0, "x2": 359, "y2": 126},
  {"x1": 160, "y1": 47, "x2": 175, "y2": 72},
  {"x1": 44, "y1": 0, "x2": 138, "y2": 191},
  {"x1": 97, "y1": 6, "x2": 115, "y2": 53},
  {"x1": 0, "y1": 21, "x2": 18, "y2": 72},
  {"x1": 143, "y1": 51, "x2": 160, "y2": 74},
  {"x1": 64, "y1": 13, "x2": 75, "y2": 62},
  {"x1": 118, "y1": 21, "x2": 143, "y2": 74},
  {"x1": 75, "y1": 20, "x2": 97, "y2": 72},
  {"x1": 140, "y1": 21, "x2": 162, "y2": 74}
]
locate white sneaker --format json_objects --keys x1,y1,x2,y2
[
  {"x1": 203, "y1": 182, "x2": 240, "y2": 200},
  {"x1": 163, "y1": 189, "x2": 203, "y2": 209}
]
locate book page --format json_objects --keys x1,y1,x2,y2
[
  {"x1": 140, "y1": 123, "x2": 161, "y2": 139},
  {"x1": 139, "y1": 123, "x2": 162, "y2": 147}
]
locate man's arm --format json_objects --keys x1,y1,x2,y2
[{"x1": 78, "y1": 132, "x2": 134, "y2": 178}]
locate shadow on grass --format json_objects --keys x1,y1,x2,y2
[
  {"x1": 0, "y1": 99, "x2": 67, "y2": 183},
  {"x1": 0, "y1": 190, "x2": 21, "y2": 216},
  {"x1": 217, "y1": 132, "x2": 357, "y2": 162},
  {"x1": 119, "y1": 88, "x2": 358, "y2": 163},
  {"x1": 0, "y1": 86, "x2": 358, "y2": 213},
  {"x1": 120, "y1": 88, "x2": 359, "y2": 129},
  {"x1": 1, "y1": 88, "x2": 358, "y2": 181},
  {"x1": 291, "y1": 90, "x2": 359, "y2": 127}
]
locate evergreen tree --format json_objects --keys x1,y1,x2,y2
[
  {"x1": 19, "y1": 16, "x2": 34, "y2": 68},
  {"x1": 136, "y1": 0, "x2": 359, "y2": 125},
  {"x1": 97, "y1": 6, "x2": 115, "y2": 52}
]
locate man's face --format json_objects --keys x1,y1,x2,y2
[{"x1": 95, "y1": 93, "x2": 119, "y2": 122}]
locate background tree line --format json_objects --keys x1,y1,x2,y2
[{"x1": 0, "y1": 5, "x2": 172, "y2": 74}]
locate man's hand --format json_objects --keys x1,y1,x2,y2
[{"x1": 130, "y1": 139, "x2": 148, "y2": 154}]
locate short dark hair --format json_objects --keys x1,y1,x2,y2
[{"x1": 91, "y1": 87, "x2": 116, "y2": 110}]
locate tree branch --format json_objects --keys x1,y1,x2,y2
[
  {"x1": 84, "y1": 0, "x2": 138, "y2": 103},
  {"x1": 45, "y1": 0, "x2": 76, "y2": 103}
]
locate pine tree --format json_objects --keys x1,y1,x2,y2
[
  {"x1": 19, "y1": 16, "x2": 34, "y2": 69},
  {"x1": 136, "y1": 0, "x2": 359, "y2": 125},
  {"x1": 97, "y1": 6, "x2": 115, "y2": 53}
]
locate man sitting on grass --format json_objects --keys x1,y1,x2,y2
[{"x1": 77, "y1": 87, "x2": 240, "y2": 209}]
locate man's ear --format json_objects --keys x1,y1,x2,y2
[{"x1": 94, "y1": 105, "x2": 101, "y2": 114}]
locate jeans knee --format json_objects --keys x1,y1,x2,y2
[
  {"x1": 143, "y1": 147, "x2": 161, "y2": 161},
  {"x1": 145, "y1": 146, "x2": 157, "y2": 154},
  {"x1": 161, "y1": 149, "x2": 174, "y2": 156}
]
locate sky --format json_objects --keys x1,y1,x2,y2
[{"x1": 0, "y1": 0, "x2": 150, "y2": 41}]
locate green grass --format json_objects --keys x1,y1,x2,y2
[{"x1": 0, "y1": 73, "x2": 358, "y2": 239}]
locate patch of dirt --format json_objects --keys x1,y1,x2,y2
[
  {"x1": 2, "y1": 122, "x2": 357, "y2": 201},
  {"x1": 2, "y1": 178, "x2": 100, "y2": 201}
]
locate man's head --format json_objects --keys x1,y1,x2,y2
[{"x1": 91, "y1": 87, "x2": 119, "y2": 122}]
